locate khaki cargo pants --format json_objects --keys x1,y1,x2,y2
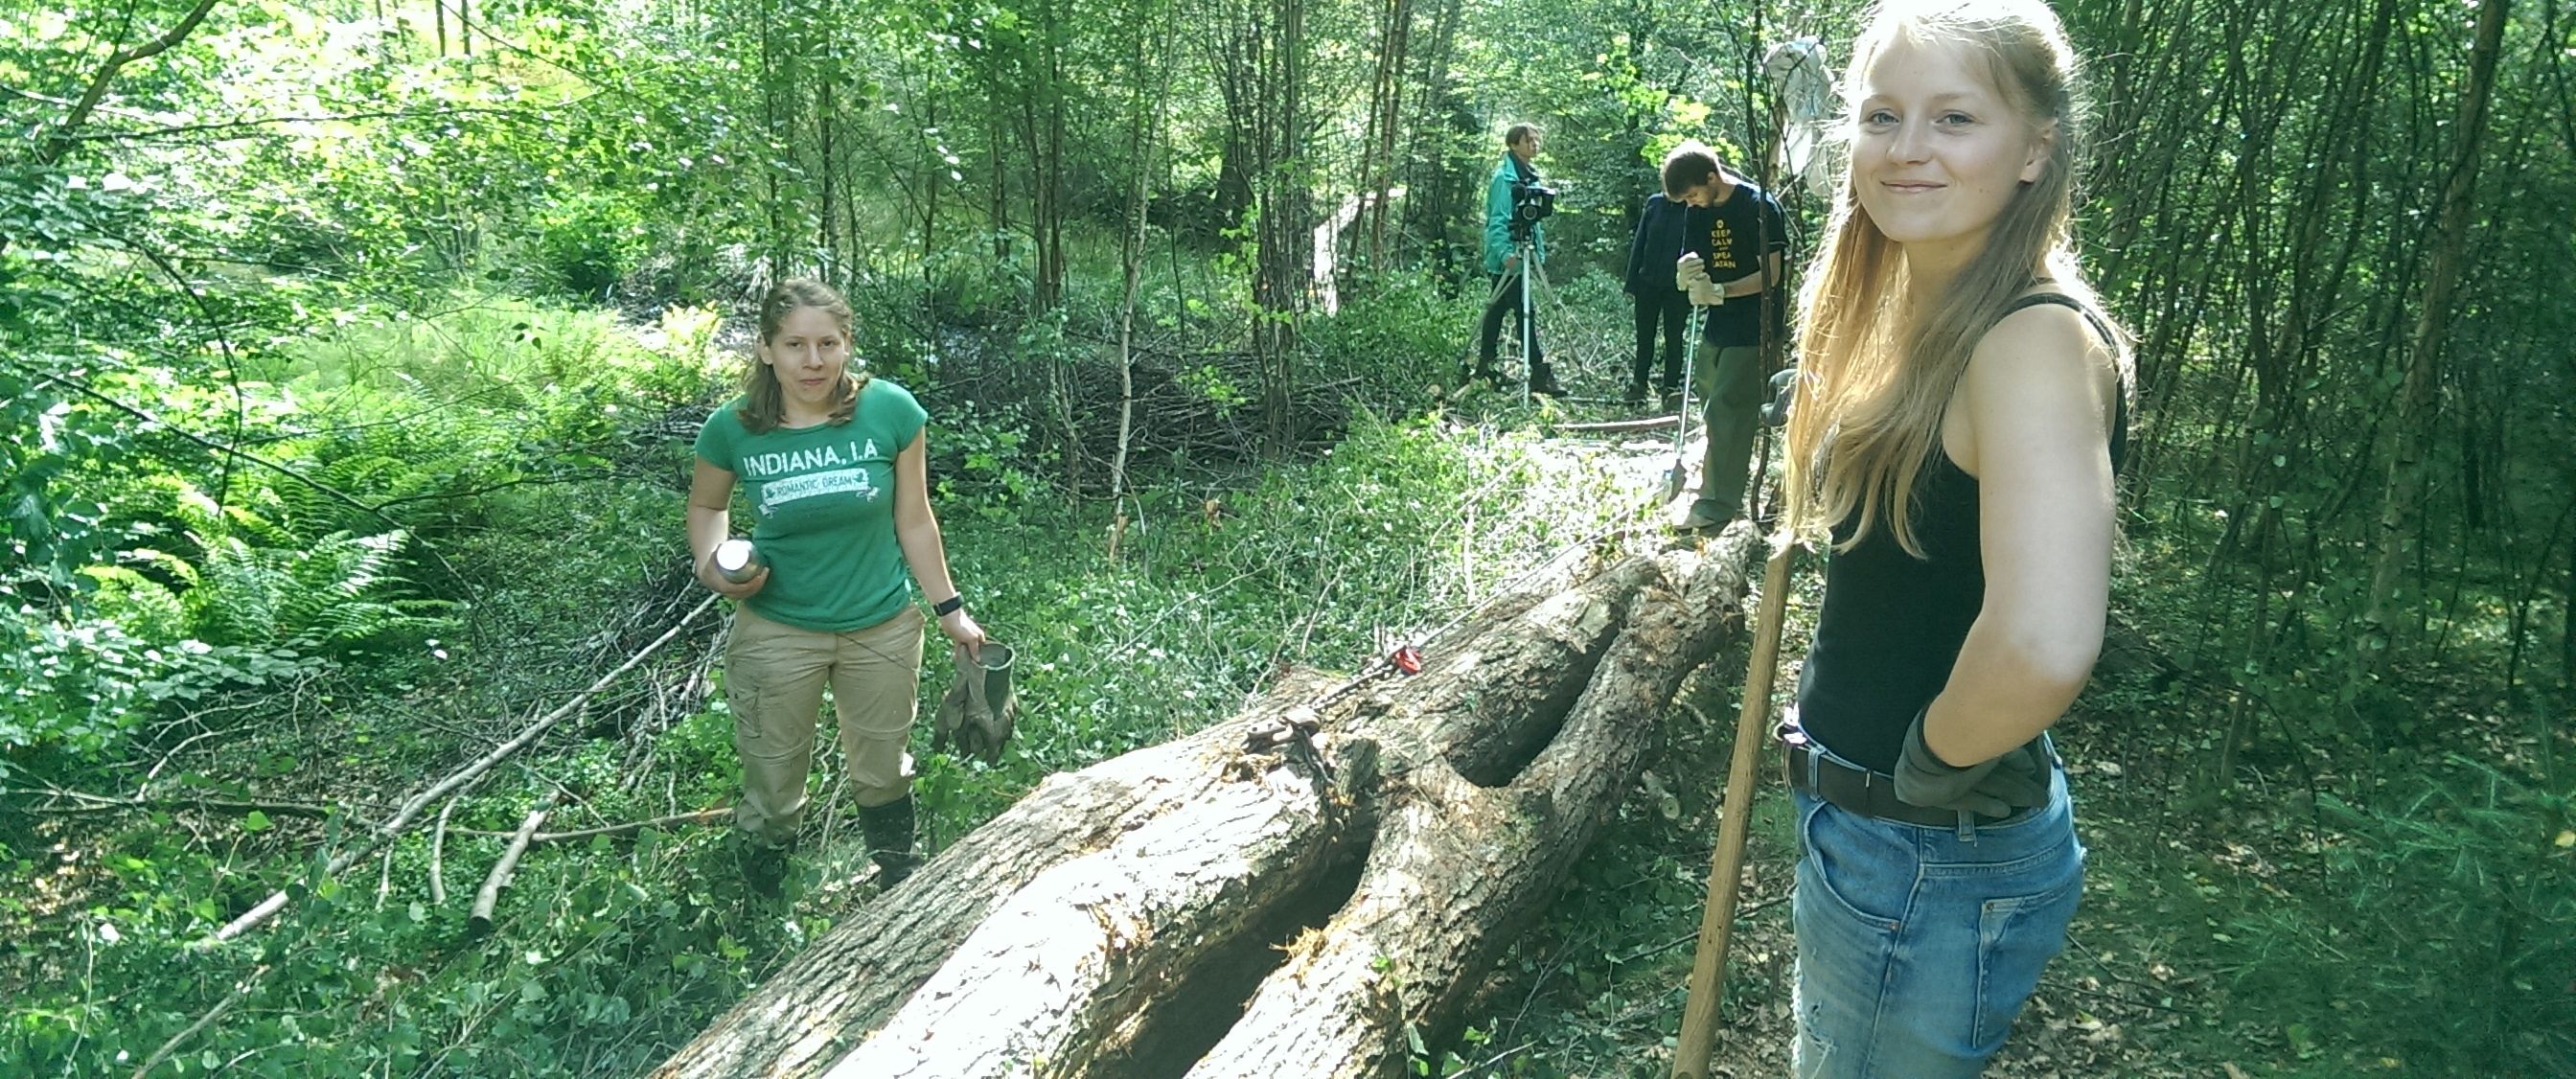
[{"x1": 724, "y1": 604, "x2": 924, "y2": 846}]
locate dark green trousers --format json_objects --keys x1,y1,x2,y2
[{"x1": 1692, "y1": 344, "x2": 1764, "y2": 521}]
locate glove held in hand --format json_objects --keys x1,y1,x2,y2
[
  {"x1": 1892, "y1": 707, "x2": 2053, "y2": 818},
  {"x1": 933, "y1": 644, "x2": 1018, "y2": 765}
]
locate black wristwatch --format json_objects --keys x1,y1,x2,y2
[{"x1": 932, "y1": 594, "x2": 965, "y2": 617}]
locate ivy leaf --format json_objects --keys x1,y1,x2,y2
[{"x1": 243, "y1": 810, "x2": 273, "y2": 832}]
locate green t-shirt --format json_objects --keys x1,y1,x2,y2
[{"x1": 693, "y1": 379, "x2": 930, "y2": 632}]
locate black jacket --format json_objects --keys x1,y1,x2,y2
[{"x1": 1623, "y1": 193, "x2": 1703, "y2": 295}]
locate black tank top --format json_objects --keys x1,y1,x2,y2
[{"x1": 1795, "y1": 294, "x2": 2128, "y2": 774}]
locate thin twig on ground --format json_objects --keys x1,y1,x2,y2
[
  {"x1": 430, "y1": 793, "x2": 462, "y2": 907},
  {"x1": 447, "y1": 809, "x2": 729, "y2": 843},
  {"x1": 469, "y1": 794, "x2": 558, "y2": 930},
  {"x1": 127, "y1": 965, "x2": 264, "y2": 1079},
  {"x1": 5, "y1": 787, "x2": 350, "y2": 818},
  {"x1": 203, "y1": 593, "x2": 717, "y2": 945}
]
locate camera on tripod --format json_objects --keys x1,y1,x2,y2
[{"x1": 1508, "y1": 180, "x2": 1556, "y2": 238}]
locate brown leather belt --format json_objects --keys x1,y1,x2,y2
[{"x1": 1782, "y1": 739, "x2": 2022, "y2": 828}]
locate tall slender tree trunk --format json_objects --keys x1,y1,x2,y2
[
  {"x1": 1225, "y1": 0, "x2": 1309, "y2": 451},
  {"x1": 819, "y1": 77, "x2": 840, "y2": 274},
  {"x1": 989, "y1": 81, "x2": 1011, "y2": 263},
  {"x1": 2358, "y1": 0, "x2": 2510, "y2": 668},
  {"x1": 761, "y1": 0, "x2": 785, "y2": 283},
  {"x1": 1109, "y1": 15, "x2": 1175, "y2": 560},
  {"x1": 2563, "y1": 455, "x2": 2576, "y2": 694},
  {"x1": 920, "y1": 88, "x2": 939, "y2": 286},
  {"x1": 1020, "y1": 0, "x2": 1068, "y2": 313},
  {"x1": 1397, "y1": 0, "x2": 1461, "y2": 273},
  {"x1": 1358, "y1": 0, "x2": 1411, "y2": 269},
  {"x1": 1262, "y1": 0, "x2": 1308, "y2": 451}
]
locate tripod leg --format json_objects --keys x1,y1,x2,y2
[
  {"x1": 1504, "y1": 237, "x2": 1525, "y2": 406},
  {"x1": 1504, "y1": 266, "x2": 1525, "y2": 406}
]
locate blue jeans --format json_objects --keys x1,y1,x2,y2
[{"x1": 1790, "y1": 746, "x2": 2084, "y2": 1077}]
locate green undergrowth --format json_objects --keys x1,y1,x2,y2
[
  {"x1": 0, "y1": 324, "x2": 1647, "y2": 1075},
  {"x1": 8, "y1": 280, "x2": 2566, "y2": 1078},
  {"x1": 1439, "y1": 617, "x2": 2574, "y2": 1077},
  {"x1": 2057, "y1": 744, "x2": 2575, "y2": 1077}
]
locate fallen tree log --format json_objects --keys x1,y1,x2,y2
[{"x1": 655, "y1": 530, "x2": 1754, "y2": 1078}]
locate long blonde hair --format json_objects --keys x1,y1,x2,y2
[
  {"x1": 736, "y1": 278, "x2": 867, "y2": 434},
  {"x1": 1781, "y1": 0, "x2": 2129, "y2": 556}
]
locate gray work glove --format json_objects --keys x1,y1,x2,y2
[
  {"x1": 1761, "y1": 367, "x2": 1799, "y2": 428},
  {"x1": 936, "y1": 643, "x2": 1018, "y2": 765},
  {"x1": 1893, "y1": 707, "x2": 2053, "y2": 817},
  {"x1": 932, "y1": 668, "x2": 974, "y2": 755}
]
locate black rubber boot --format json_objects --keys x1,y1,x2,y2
[
  {"x1": 738, "y1": 836, "x2": 793, "y2": 900},
  {"x1": 858, "y1": 795, "x2": 922, "y2": 890},
  {"x1": 1528, "y1": 358, "x2": 1566, "y2": 398}
]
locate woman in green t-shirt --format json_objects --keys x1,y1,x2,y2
[{"x1": 686, "y1": 278, "x2": 986, "y2": 894}]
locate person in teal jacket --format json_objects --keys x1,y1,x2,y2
[{"x1": 1474, "y1": 124, "x2": 1564, "y2": 396}]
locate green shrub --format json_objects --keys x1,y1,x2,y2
[
  {"x1": 1303, "y1": 271, "x2": 1482, "y2": 403},
  {"x1": 2203, "y1": 758, "x2": 2575, "y2": 1073},
  {"x1": 529, "y1": 192, "x2": 652, "y2": 300}
]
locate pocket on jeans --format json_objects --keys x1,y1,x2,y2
[
  {"x1": 1799, "y1": 798, "x2": 1912, "y2": 931},
  {"x1": 1969, "y1": 862, "x2": 2083, "y2": 1050}
]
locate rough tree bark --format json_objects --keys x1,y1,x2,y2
[{"x1": 653, "y1": 532, "x2": 1755, "y2": 1077}]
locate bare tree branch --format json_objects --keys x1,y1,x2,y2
[
  {"x1": 45, "y1": 0, "x2": 225, "y2": 168},
  {"x1": 3, "y1": 0, "x2": 221, "y2": 259},
  {"x1": 201, "y1": 594, "x2": 719, "y2": 946},
  {"x1": 126, "y1": 964, "x2": 264, "y2": 1079},
  {"x1": 469, "y1": 793, "x2": 558, "y2": 930},
  {"x1": 446, "y1": 809, "x2": 729, "y2": 843},
  {"x1": 56, "y1": 101, "x2": 602, "y2": 145},
  {"x1": 3, "y1": 787, "x2": 353, "y2": 818}
]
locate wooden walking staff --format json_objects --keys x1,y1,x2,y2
[
  {"x1": 1672, "y1": 540, "x2": 1792, "y2": 1078},
  {"x1": 1676, "y1": 15, "x2": 1819, "y2": 1072}
]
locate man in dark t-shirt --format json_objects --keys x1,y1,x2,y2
[{"x1": 1664, "y1": 141, "x2": 1788, "y2": 530}]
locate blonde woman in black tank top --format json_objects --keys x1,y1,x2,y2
[{"x1": 1766, "y1": 1, "x2": 2134, "y2": 1074}]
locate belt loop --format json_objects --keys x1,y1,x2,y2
[{"x1": 1954, "y1": 811, "x2": 1976, "y2": 841}]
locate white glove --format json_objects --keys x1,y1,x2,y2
[
  {"x1": 1674, "y1": 253, "x2": 1708, "y2": 292},
  {"x1": 1689, "y1": 280, "x2": 1724, "y2": 307}
]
